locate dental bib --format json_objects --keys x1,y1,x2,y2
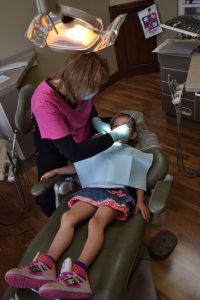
[{"x1": 74, "y1": 144, "x2": 153, "y2": 191}]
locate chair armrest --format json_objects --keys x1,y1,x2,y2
[
  {"x1": 148, "y1": 180, "x2": 172, "y2": 214},
  {"x1": 146, "y1": 147, "x2": 169, "y2": 190},
  {"x1": 31, "y1": 174, "x2": 66, "y2": 197}
]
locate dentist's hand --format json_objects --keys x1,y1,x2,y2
[
  {"x1": 109, "y1": 124, "x2": 131, "y2": 142},
  {"x1": 92, "y1": 117, "x2": 111, "y2": 134}
]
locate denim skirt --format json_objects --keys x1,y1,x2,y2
[{"x1": 68, "y1": 187, "x2": 135, "y2": 221}]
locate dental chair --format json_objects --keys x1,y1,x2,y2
[{"x1": 2, "y1": 85, "x2": 172, "y2": 300}]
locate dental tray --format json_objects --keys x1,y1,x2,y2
[{"x1": 164, "y1": 15, "x2": 200, "y2": 36}]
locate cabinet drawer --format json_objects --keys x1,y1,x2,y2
[
  {"x1": 161, "y1": 68, "x2": 188, "y2": 83},
  {"x1": 161, "y1": 82, "x2": 195, "y2": 100},
  {"x1": 159, "y1": 54, "x2": 191, "y2": 70},
  {"x1": 162, "y1": 94, "x2": 195, "y2": 120}
]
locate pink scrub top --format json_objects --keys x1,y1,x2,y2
[{"x1": 31, "y1": 80, "x2": 92, "y2": 143}]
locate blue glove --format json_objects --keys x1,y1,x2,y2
[
  {"x1": 109, "y1": 124, "x2": 131, "y2": 143},
  {"x1": 92, "y1": 117, "x2": 111, "y2": 134}
]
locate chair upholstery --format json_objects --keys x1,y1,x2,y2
[
  {"x1": 2, "y1": 85, "x2": 172, "y2": 300},
  {"x1": 2, "y1": 198, "x2": 156, "y2": 300},
  {"x1": 15, "y1": 84, "x2": 35, "y2": 134},
  {"x1": 2, "y1": 179, "x2": 171, "y2": 300}
]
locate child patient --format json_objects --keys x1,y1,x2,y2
[{"x1": 5, "y1": 113, "x2": 150, "y2": 300}]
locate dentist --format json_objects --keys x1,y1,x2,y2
[{"x1": 31, "y1": 52, "x2": 130, "y2": 217}]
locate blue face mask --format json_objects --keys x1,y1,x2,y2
[{"x1": 81, "y1": 92, "x2": 97, "y2": 101}]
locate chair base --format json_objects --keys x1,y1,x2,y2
[{"x1": 126, "y1": 245, "x2": 157, "y2": 300}]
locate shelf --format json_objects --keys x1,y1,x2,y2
[
  {"x1": 181, "y1": 3, "x2": 200, "y2": 7},
  {"x1": 161, "y1": 24, "x2": 198, "y2": 37},
  {"x1": 179, "y1": 0, "x2": 200, "y2": 15}
]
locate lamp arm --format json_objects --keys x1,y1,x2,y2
[
  {"x1": 36, "y1": 0, "x2": 58, "y2": 15},
  {"x1": 35, "y1": 0, "x2": 103, "y2": 33}
]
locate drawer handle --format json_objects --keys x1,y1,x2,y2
[
  {"x1": 195, "y1": 92, "x2": 200, "y2": 97},
  {"x1": 181, "y1": 107, "x2": 192, "y2": 117}
]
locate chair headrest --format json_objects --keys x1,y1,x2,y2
[
  {"x1": 112, "y1": 110, "x2": 160, "y2": 151},
  {"x1": 15, "y1": 84, "x2": 35, "y2": 134}
]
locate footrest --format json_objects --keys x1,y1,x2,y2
[{"x1": 148, "y1": 230, "x2": 177, "y2": 259}]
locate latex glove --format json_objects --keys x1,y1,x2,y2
[
  {"x1": 109, "y1": 124, "x2": 131, "y2": 142},
  {"x1": 92, "y1": 117, "x2": 111, "y2": 134}
]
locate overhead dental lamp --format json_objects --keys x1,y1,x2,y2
[{"x1": 26, "y1": 0, "x2": 127, "y2": 52}]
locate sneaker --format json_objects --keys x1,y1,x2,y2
[
  {"x1": 5, "y1": 252, "x2": 56, "y2": 289},
  {"x1": 39, "y1": 259, "x2": 92, "y2": 299},
  {"x1": 30, "y1": 258, "x2": 72, "y2": 294}
]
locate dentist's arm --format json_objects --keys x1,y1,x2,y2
[{"x1": 53, "y1": 125, "x2": 130, "y2": 162}]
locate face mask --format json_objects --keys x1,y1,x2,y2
[{"x1": 81, "y1": 92, "x2": 97, "y2": 101}]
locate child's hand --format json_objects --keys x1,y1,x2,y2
[
  {"x1": 135, "y1": 202, "x2": 150, "y2": 222},
  {"x1": 40, "y1": 170, "x2": 58, "y2": 181}
]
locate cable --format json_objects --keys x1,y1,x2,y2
[
  {"x1": 168, "y1": 78, "x2": 200, "y2": 177},
  {"x1": 7, "y1": 152, "x2": 27, "y2": 206},
  {"x1": 0, "y1": 152, "x2": 30, "y2": 229},
  {"x1": 0, "y1": 189, "x2": 28, "y2": 235},
  {"x1": 175, "y1": 103, "x2": 200, "y2": 177}
]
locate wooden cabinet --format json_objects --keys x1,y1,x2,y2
[{"x1": 109, "y1": 0, "x2": 158, "y2": 78}]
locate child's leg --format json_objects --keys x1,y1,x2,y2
[
  {"x1": 39, "y1": 206, "x2": 119, "y2": 300},
  {"x1": 78, "y1": 206, "x2": 119, "y2": 266},
  {"x1": 5, "y1": 201, "x2": 97, "y2": 290},
  {"x1": 47, "y1": 201, "x2": 97, "y2": 260}
]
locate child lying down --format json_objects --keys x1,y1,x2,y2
[{"x1": 5, "y1": 113, "x2": 152, "y2": 299}]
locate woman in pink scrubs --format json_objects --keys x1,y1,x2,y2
[{"x1": 31, "y1": 52, "x2": 130, "y2": 216}]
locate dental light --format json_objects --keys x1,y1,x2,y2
[{"x1": 26, "y1": 0, "x2": 127, "y2": 52}]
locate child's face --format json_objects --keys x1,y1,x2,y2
[{"x1": 112, "y1": 115, "x2": 137, "y2": 142}]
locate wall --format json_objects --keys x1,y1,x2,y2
[
  {"x1": 155, "y1": 0, "x2": 177, "y2": 44},
  {"x1": 110, "y1": 0, "x2": 144, "y2": 5},
  {"x1": 0, "y1": 0, "x2": 37, "y2": 59},
  {"x1": 0, "y1": 0, "x2": 118, "y2": 85},
  {"x1": 0, "y1": 0, "x2": 178, "y2": 85},
  {"x1": 109, "y1": 0, "x2": 178, "y2": 45}
]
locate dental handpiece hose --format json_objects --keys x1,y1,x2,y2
[{"x1": 127, "y1": 112, "x2": 135, "y2": 125}]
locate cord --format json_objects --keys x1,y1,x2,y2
[
  {"x1": 0, "y1": 188, "x2": 28, "y2": 235},
  {"x1": 168, "y1": 78, "x2": 200, "y2": 177},
  {"x1": 0, "y1": 152, "x2": 30, "y2": 231},
  {"x1": 175, "y1": 103, "x2": 200, "y2": 177}
]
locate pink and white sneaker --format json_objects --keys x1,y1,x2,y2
[
  {"x1": 39, "y1": 259, "x2": 92, "y2": 299},
  {"x1": 5, "y1": 252, "x2": 56, "y2": 289}
]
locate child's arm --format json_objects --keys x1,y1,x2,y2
[
  {"x1": 135, "y1": 189, "x2": 150, "y2": 222},
  {"x1": 40, "y1": 165, "x2": 76, "y2": 181}
]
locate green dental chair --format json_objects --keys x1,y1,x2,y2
[{"x1": 2, "y1": 85, "x2": 172, "y2": 300}]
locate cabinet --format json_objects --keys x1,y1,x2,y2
[
  {"x1": 109, "y1": 0, "x2": 158, "y2": 78},
  {"x1": 158, "y1": 40, "x2": 200, "y2": 128},
  {"x1": 178, "y1": 0, "x2": 200, "y2": 15}
]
